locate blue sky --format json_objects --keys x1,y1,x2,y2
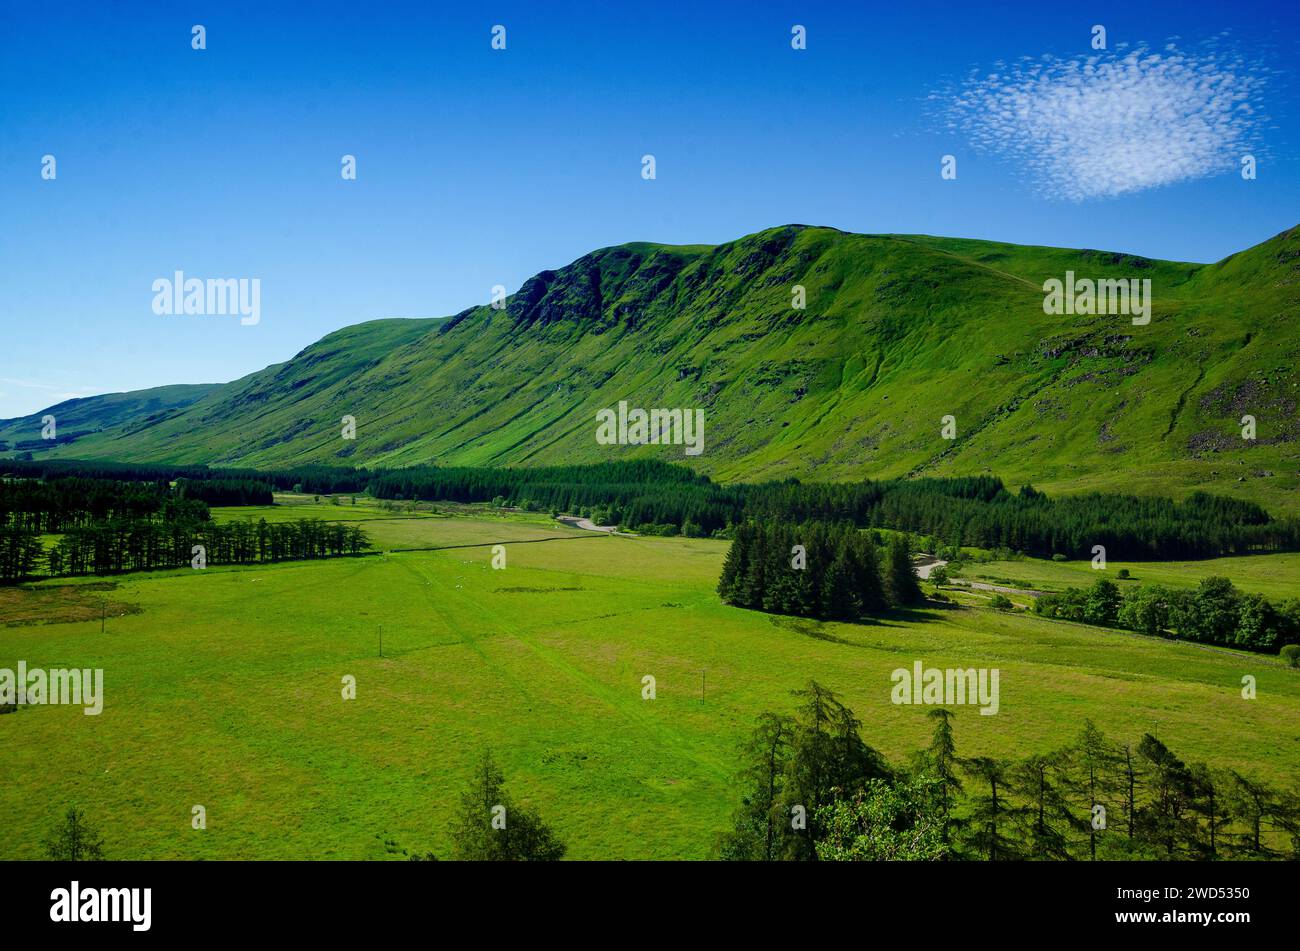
[{"x1": 1, "y1": 0, "x2": 1296, "y2": 419}]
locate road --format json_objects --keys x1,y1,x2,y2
[
  {"x1": 914, "y1": 556, "x2": 1043, "y2": 597},
  {"x1": 556, "y1": 516, "x2": 622, "y2": 534},
  {"x1": 914, "y1": 557, "x2": 947, "y2": 580}
]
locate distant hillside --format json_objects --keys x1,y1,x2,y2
[
  {"x1": 3, "y1": 225, "x2": 1297, "y2": 512},
  {"x1": 0, "y1": 384, "x2": 219, "y2": 455}
]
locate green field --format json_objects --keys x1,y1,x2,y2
[
  {"x1": 2, "y1": 501, "x2": 1298, "y2": 860},
  {"x1": 958, "y1": 552, "x2": 1300, "y2": 602}
]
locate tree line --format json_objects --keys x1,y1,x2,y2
[
  {"x1": 370, "y1": 459, "x2": 740, "y2": 535},
  {"x1": 0, "y1": 476, "x2": 369, "y2": 583},
  {"x1": 0, "y1": 458, "x2": 370, "y2": 495},
  {"x1": 7, "y1": 458, "x2": 1297, "y2": 561},
  {"x1": 174, "y1": 477, "x2": 273, "y2": 506},
  {"x1": 371, "y1": 464, "x2": 1300, "y2": 561},
  {"x1": 717, "y1": 521, "x2": 923, "y2": 621},
  {"x1": 1032, "y1": 575, "x2": 1300, "y2": 655},
  {"x1": 720, "y1": 682, "x2": 1300, "y2": 861},
  {"x1": 42, "y1": 516, "x2": 370, "y2": 577},
  {"x1": 0, "y1": 478, "x2": 179, "y2": 533}
]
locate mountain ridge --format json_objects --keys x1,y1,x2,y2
[{"x1": 3, "y1": 223, "x2": 1297, "y2": 512}]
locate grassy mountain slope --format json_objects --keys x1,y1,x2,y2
[
  {"x1": 0, "y1": 383, "x2": 219, "y2": 454},
  {"x1": 3, "y1": 225, "x2": 1297, "y2": 511}
]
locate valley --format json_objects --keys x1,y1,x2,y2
[{"x1": 2, "y1": 497, "x2": 1296, "y2": 860}]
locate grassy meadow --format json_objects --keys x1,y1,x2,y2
[
  {"x1": 2, "y1": 498, "x2": 1298, "y2": 860},
  {"x1": 958, "y1": 551, "x2": 1300, "y2": 602}
]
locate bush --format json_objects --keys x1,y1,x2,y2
[
  {"x1": 1084, "y1": 578, "x2": 1122, "y2": 627},
  {"x1": 1117, "y1": 584, "x2": 1174, "y2": 637},
  {"x1": 1051, "y1": 553, "x2": 1068, "y2": 562},
  {"x1": 635, "y1": 522, "x2": 680, "y2": 537},
  {"x1": 1117, "y1": 568, "x2": 1130, "y2": 580},
  {"x1": 989, "y1": 594, "x2": 1013, "y2": 611},
  {"x1": 816, "y1": 777, "x2": 950, "y2": 861},
  {"x1": 1281, "y1": 644, "x2": 1300, "y2": 668},
  {"x1": 1174, "y1": 577, "x2": 1241, "y2": 644}
]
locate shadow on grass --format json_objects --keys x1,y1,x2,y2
[{"x1": 764, "y1": 602, "x2": 952, "y2": 645}]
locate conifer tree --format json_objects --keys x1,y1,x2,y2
[{"x1": 883, "y1": 535, "x2": 923, "y2": 606}]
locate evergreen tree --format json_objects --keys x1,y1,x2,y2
[
  {"x1": 1010, "y1": 753, "x2": 1075, "y2": 859},
  {"x1": 915, "y1": 708, "x2": 963, "y2": 819},
  {"x1": 1222, "y1": 771, "x2": 1280, "y2": 859},
  {"x1": 716, "y1": 525, "x2": 749, "y2": 603},
  {"x1": 782, "y1": 681, "x2": 890, "y2": 860},
  {"x1": 820, "y1": 545, "x2": 860, "y2": 621},
  {"x1": 883, "y1": 535, "x2": 923, "y2": 607},
  {"x1": 960, "y1": 757, "x2": 1018, "y2": 861},
  {"x1": 849, "y1": 531, "x2": 887, "y2": 613},
  {"x1": 716, "y1": 712, "x2": 793, "y2": 861},
  {"x1": 1134, "y1": 734, "x2": 1197, "y2": 859},
  {"x1": 1187, "y1": 763, "x2": 1230, "y2": 860},
  {"x1": 43, "y1": 807, "x2": 105, "y2": 861},
  {"x1": 450, "y1": 751, "x2": 566, "y2": 861},
  {"x1": 1062, "y1": 720, "x2": 1122, "y2": 860}
]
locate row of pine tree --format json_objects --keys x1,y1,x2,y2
[
  {"x1": 717, "y1": 521, "x2": 923, "y2": 621},
  {"x1": 720, "y1": 682, "x2": 1300, "y2": 861}
]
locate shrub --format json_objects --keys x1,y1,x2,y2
[
  {"x1": 1118, "y1": 584, "x2": 1174, "y2": 637},
  {"x1": 1051, "y1": 553, "x2": 1068, "y2": 562},
  {"x1": 989, "y1": 594, "x2": 1013, "y2": 611},
  {"x1": 1281, "y1": 644, "x2": 1300, "y2": 668},
  {"x1": 1084, "y1": 578, "x2": 1122, "y2": 627}
]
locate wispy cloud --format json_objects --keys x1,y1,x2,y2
[
  {"x1": 943, "y1": 41, "x2": 1270, "y2": 201},
  {"x1": 0, "y1": 377, "x2": 101, "y2": 397},
  {"x1": 0, "y1": 378, "x2": 103, "y2": 420}
]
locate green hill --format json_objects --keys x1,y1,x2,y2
[
  {"x1": 3, "y1": 224, "x2": 1297, "y2": 511},
  {"x1": 0, "y1": 383, "x2": 219, "y2": 455}
]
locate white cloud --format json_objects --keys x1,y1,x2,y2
[{"x1": 945, "y1": 42, "x2": 1269, "y2": 201}]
